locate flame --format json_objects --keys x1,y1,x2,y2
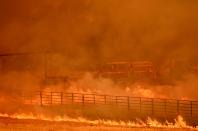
[{"x1": 0, "y1": 113, "x2": 197, "y2": 129}]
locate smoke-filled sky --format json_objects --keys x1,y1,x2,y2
[
  {"x1": 0, "y1": 0, "x2": 198, "y2": 65},
  {"x1": 1, "y1": 0, "x2": 198, "y2": 108}
]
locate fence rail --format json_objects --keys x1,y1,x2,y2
[{"x1": 22, "y1": 92, "x2": 198, "y2": 118}]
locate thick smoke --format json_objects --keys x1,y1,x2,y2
[
  {"x1": 62, "y1": 73, "x2": 198, "y2": 100},
  {"x1": 0, "y1": 0, "x2": 198, "y2": 64},
  {"x1": 0, "y1": 0, "x2": 198, "y2": 105}
]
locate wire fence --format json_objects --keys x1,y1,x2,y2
[{"x1": 22, "y1": 92, "x2": 198, "y2": 119}]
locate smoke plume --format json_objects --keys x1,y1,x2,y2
[{"x1": 0, "y1": 0, "x2": 198, "y2": 109}]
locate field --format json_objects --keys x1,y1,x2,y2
[{"x1": 0, "y1": 117, "x2": 197, "y2": 131}]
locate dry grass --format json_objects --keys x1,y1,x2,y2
[
  {"x1": 0, "y1": 124, "x2": 194, "y2": 131},
  {"x1": 0, "y1": 117, "x2": 196, "y2": 131}
]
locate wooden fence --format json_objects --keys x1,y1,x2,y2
[{"x1": 22, "y1": 92, "x2": 198, "y2": 119}]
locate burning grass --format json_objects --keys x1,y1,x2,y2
[{"x1": 0, "y1": 113, "x2": 197, "y2": 130}]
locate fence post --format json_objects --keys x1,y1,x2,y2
[
  {"x1": 190, "y1": 101, "x2": 193, "y2": 117},
  {"x1": 116, "y1": 96, "x2": 118, "y2": 105},
  {"x1": 82, "y1": 94, "x2": 85, "y2": 106},
  {"x1": 51, "y1": 92, "x2": 53, "y2": 105},
  {"x1": 104, "y1": 95, "x2": 106, "y2": 104},
  {"x1": 151, "y1": 98, "x2": 154, "y2": 115},
  {"x1": 127, "y1": 96, "x2": 130, "y2": 110},
  {"x1": 164, "y1": 99, "x2": 167, "y2": 115},
  {"x1": 177, "y1": 100, "x2": 179, "y2": 114},
  {"x1": 93, "y1": 94, "x2": 95, "y2": 104},
  {"x1": 61, "y1": 92, "x2": 63, "y2": 105},
  {"x1": 71, "y1": 93, "x2": 74, "y2": 104},
  {"x1": 140, "y1": 97, "x2": 142, "y2": 113},
  {"x1": 40, "y1": 92, "x2": 43, "y2": 106}
]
